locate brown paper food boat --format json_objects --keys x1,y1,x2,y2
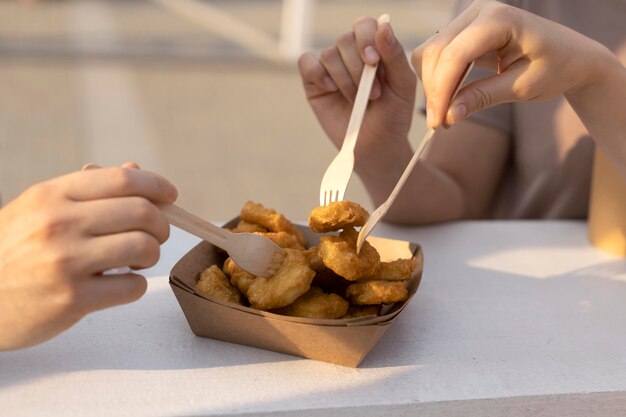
[{"x1": 169, "y1": 218, "x2": 424, "y2": 367}]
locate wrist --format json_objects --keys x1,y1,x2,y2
[{"x1": 565, "y1": 42, "x2": 623, "y2": 102}]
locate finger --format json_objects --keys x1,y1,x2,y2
[
  {"x1": 319, "y1": 45, "x2": 358, "y2": 102},
  {"x1": 61, "y1": 167, "x2": 178, "y2": 203},
  {"x1": 122, "y1": 161, "x2": 141, "y2": 169},
  {"x1": 418, "y1": 4, "x2": 482, "y2": 128},
  {"x1": 353, "y1": 16, "x2": 379, "y2": 65},
  {"x1": 81, "y1": 197, "x2": 170, "y2": 244},
  {"x1": 298, "y1": 51, "x2": 338, "y2": 97},
  {"x1": 336, "y1": 31, "x2": 366, "y2": 87},
  {"x1": 374, "y1": 22, "x2": 417, "y2": 96},
  {"x1": 83, "y1": 231, "x2": 161, "y2": 272},
  {"x1": 429, "y1": 19, "x2": 513, "y2": 128},
  {"x1": 80, "y1": 273, "x2": 148, "y2": 313},
  {"x1": 445, "y1": 64, "x2": 528, "y2": 126}
]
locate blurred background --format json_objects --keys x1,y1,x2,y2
[{"x1": 0, "y1": 0, "x2": 455, "y2": 220}]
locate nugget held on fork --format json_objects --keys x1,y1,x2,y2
[{"x1": 308, "y1": 201, "x2": 369, "y2": 233}]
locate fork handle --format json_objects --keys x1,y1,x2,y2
[
  {"x1": 340, "y1": 14, "x2": 390, "y2": 153},
  {"x1": 158, "y1": 203, "x2": 231, "y2": 250}
]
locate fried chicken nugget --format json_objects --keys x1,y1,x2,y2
[
  {"x1": 260, "y1": 231, "x2": 305, "y2": 250},
  {"x1": 304, "y1": 246, "x2": 326, "y2": 272},
  {"x1": 371, "y1": 258, "x2": 418, "y2": 281},
  {"x1": 346, "y1": 281, "x2": 408, "y2": 305},
  {"x1": 223, "y1": 257, "x2": 256, "y2": 295},
  {"x1": 195, "y1": 265, "x2": 243, "y2": 305},
  {"x1": 247, "y1": 248, "x2": 315, "y2": 310},
  {"x1": 241, "y1": 201, "x2": 306, "y2": 246},
  {"x1": 318, "y1": 227, "x2": 380, "y2": 281},
  {"x1": 231, "y1": 220, "x2": 268, "y2": 234},
  {"x1": 272, "y1": 287, "x2": 349, "y2": 319},
  {"x1": 308, "y1": 201, "x2": 369, "y2": 233},
  {"x1": 341, "y1": 304, "x2": 382, "y2": 319}
]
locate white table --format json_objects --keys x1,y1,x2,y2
[{"x1": 2, "y1": 221, "x2": 626, "y2": 417}]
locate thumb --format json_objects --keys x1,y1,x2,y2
[
  {"x1": 445, "y1": 67, "x2": 525, "y2": 125},
  {"x1": 374, "y1": 23, "x2": 416, "y2": 96}
]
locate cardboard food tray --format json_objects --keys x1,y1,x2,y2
[{"x1": 170, "y1": 218, "x2": 424, "y2": 367}]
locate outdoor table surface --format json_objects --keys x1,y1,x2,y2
[{"x1": 1, "y1": 220, "x2": 626, "y2": 417}]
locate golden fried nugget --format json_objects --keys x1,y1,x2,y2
[
  {"x1": 371, "y1": 258, "x2": 418, "y2": 281},
  {"x1": 346, "y1": 280, "x2": 408, "y2": 305},
  {"x1": 247, "y1": 248, "x2": 315, "y2": 310},
  {"x1": 240, "y1": 201, "x2": 306, "y2": 246},
  {"x1": 341, "y1": 304, "x2": 382, "y2": 319},
  {"x1": 223, "y1": 257, "x2": 256, "y2": 295},
  {"x1": 195, "y1": 265, "x2": 243, "y2": 305},
  {"x1": 272, "y1": 287, "x2": 349, "y2": 319},
  {"x1": 304, "y1": 246, "x2": 326, "y2": 272},
  {"x1": 318, "y1": 228, "x2": 380, "y2": 281},
  {"x1": 231, "y1": 220, "x2": 268, "y2": 234},
  {"x1": 308, "y1": 201, "x2": 369, "y2": 233},
  {"x1": 260, "y1": 231, "x2": 305, "y2": 250}
]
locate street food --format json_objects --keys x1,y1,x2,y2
[
  {"x1": 318, "y1": 227, "x2": 380, "y2": 281},
  {"x1": 346, "y1": 281, "x2": 408, "y2": 305},
  {"x1": 231, "y1": 220, "x2": 268, "y2": 234},
  {"x1": 223, "y1": 257, "x2": 256, "y2": 295},
  {"x1": 241, "y1": 201, "x2": 306, "y2": 245},
  {"x1": 371, "y1": 258, "x2": 418, "y2": 281},
  {"x1": 273, "y1": 287, "x2": 349, "y2": 319},
  {"x1": 196, "y1": 200, "x2": 417, "y2": 319},
  {"x1": 246, "y1": 248, "x2": 315, "y2": 310},
  {"x1": 195, "y1": 265, "x2": 243, "y2": 305},
  {"x1": 308, "y1": 201, "x2": 369, "y2": 233}
]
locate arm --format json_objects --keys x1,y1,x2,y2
[
  {"x1": 299, "y1": 17, "x2": 510, "y2": 224},
  {"x1": 0, "y1": 163, "x2": 177, "y2": 350},
  {"x1": 415, "y1": 0, "x2": 626, "y2": 178}
]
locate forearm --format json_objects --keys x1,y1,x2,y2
[
  {"x1": 566, "y1": 50, "x2": 626, "y2": 178},
  {"x1": 355, "y1": 140, "x2": 466, "y2": 224}
]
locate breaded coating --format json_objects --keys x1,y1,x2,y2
[
  {"x1": 260, "y1": 231, "x2": 305, "y2": 250},
  {"x1": 241, "y1": 201, "x2": 306, "y2": 246},
  {"x1": 308, "y1": 201, "x2": 369, "y2": 233},
  {"x1": 273, "y1": 287, "x2": 349, "y2": 319},
  {"x1": 341, "y1": 304, "x2": 382, "y2": 319},
  {"x1": 346, "y1": 281, "x2": 408, "y2": 305},
  {"x1": 371, "y1": 258, "x2": 418, "y2": 281},
  {"x1": 231, "y1": 220, "x2": 268, "y2": 234},
  {"x1": 195, "y1": 265, "x2": 243, "y2": 305},
  {"x1": 318, "y1": 227, "x2": 380, "y2": 281},
  {"x1": 223, "y1": 257, "x2": 256, "y2": 295},
  {"x1": 247, "y1": 248, "x2": 315, "y2": 310},
  {"x1": 304, "y1": 246, "x2": 326, "y2": 272}
]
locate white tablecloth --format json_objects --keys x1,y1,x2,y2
[{"x1": 2, "y1": 221, "x2": 626, "y2": 416}]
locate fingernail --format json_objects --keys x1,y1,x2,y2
[
  {"x1": 323, "y1": 76, "x2": 338, "y2": 91},
  {"x1": 426, "y1": 107, "x2": 435, "y2": 129},
  {"x1": 364, "y1": 46, "x2": 380, "y2": 65},
  {"x1": 447, "y1": 103, "x2": 467, "y2": 125},
  {"x1": 384, "y1": 24, "x2": 396, "y2": 47}
]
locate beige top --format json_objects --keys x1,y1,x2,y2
[{"x1": 453, "y1": 0, "x2": 626, "y2": 219}]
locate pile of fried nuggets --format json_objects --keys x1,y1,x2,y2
[{"x1": 194, "y1": 201, "x2": 418, "y2": 320}]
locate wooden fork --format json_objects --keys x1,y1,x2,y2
[
  {"x1": 356, "y1": 62, "x2": 475, "y2": 254},
  {"x1": 318, "y1": 13, "x2": 391, "y2": 206},
  {"x1": 158, "y1": 204, "x2": 285, "y2": 277}
]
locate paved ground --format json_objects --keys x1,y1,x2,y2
[{"x1": 0, "y1": 0, "x2": 454, "y2": 220}]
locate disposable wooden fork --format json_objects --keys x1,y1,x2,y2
[
  {"x1": 356, "y1": 62, "x2": 475, "y2": 254},
  {"x1": 158, "y1": 204, "x2": 285, "y2": 277},
  {"x1": 319, "y1": 13, "x2": 391, "y2": 207}
]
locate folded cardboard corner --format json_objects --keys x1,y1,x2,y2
[{"x1": 169, "y1": 220, "x2": 423, "y2": 367}]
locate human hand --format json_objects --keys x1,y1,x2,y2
[
  {"x1": 298, "y1": 17, "x2": 416, "y2": 166},
  {"x1": 0, "y1": 163, "x2": 177, "y2": 350},
  {"x1": 413, "y1": 0, "x2": 614, "y2": 128}
]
